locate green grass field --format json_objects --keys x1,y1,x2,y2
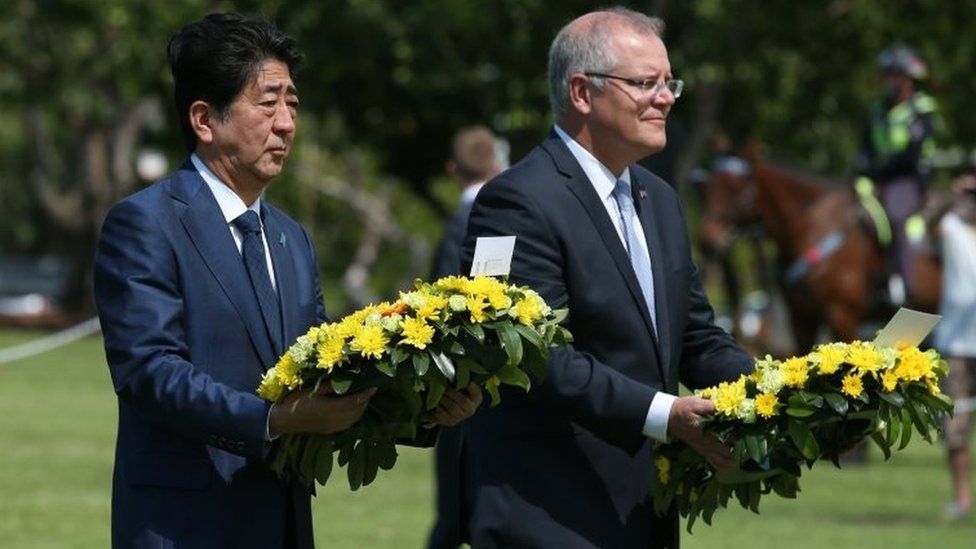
[{"x1": 0, "y1": 329, "x2": 973, "y2": 548}]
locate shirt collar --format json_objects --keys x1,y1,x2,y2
[
  {"x1": 553, "y1": 124, "x2": 631, "y2": 202},
  {"x1": 191, "y1": 154, "x2": 262, "y2": 224},
  {"x1": 460, "y1": 181, "x2": 487, "y2": 206}
]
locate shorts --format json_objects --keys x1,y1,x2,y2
[{"x1": 941, "y1": 356, "x2": 976, "y2": 450}]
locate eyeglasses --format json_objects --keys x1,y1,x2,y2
[{"x1": 584, "y1": 72, "x2": 684, "y2": 99}]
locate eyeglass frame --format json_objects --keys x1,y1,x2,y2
[{"x1": 583, "y1": 72, "x2": 684, "y2": 99}]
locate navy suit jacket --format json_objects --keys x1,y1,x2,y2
[
  {"x1": 94, "y1": 161, "x2": 325, "y2": 548},
  {"x1": 459, "y1": 132, "x2": 753, "y2": 548}
]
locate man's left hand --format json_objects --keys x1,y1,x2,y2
[{"x1": 424, "y1": 382, "x2": 483, "y2": 426}]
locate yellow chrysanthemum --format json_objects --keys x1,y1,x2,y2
[
  {"x1": 274, "y1": 354, "x2": 301, "y2": 390},
  {"x1": 894, "y1": 346, "x2": 936, "y2": 382},
  {"x1": 696, "y1": 387, "x2": 716, "y2": 400},
  {"x1": 467, "y1": 296, "x2": 490, "y2": 323},
  {"x1": 755, "y1": 393, "x2": 779, "y2": 419},
  {"x1": 926, "y1": 380, "x2": 941, "y2": 395},
  {"x1": 813, "y1": 343, "x2": 846, "y2": 375},
  {"x1": 350, "y1": 324, "x2": 388, "y2": 359},
  {"x1": 841, "y1": 373, "x2": 864, "y2": 398},
  {"x1": 316, "y1": 336, "x2": 346, "y2": 371},
  {"x1": 655, "y1": 456, "x2": 670, "y2": 484},
  {"x1": 713, "y1": 379, "x2": 747, "y2": 417},
  {"x1": 435, "y1": 275, "x2": 471, "y2": 293},
  {"x1": 257, "y1": 369, "x2": 285, "y2": 402},
  {"x1": 513, "y1": 294, "x2": 544, "y2": 325},
  {"x1": 417, "y1": 294, "x2": 448, "y2": 321},
  {"x1": 400, "y1": 316, "x2": 435, "y2": 349},
  {"x1": 780, "y1": 356, "x2": 809, "y2": 388},
  {"x1": 881, "y1": 371, "x2": 899, "y2": 392},
  {"x1": 846, "y1": 341, "x2": 884, "y2": 376}
]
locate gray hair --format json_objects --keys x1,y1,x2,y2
[{"x1": 547, "y1": 8, "x2": 664, "y2": 119}]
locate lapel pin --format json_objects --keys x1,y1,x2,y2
[
  {"x1": 279, "y1": 232, "x2": 286, "y2": 247},
  {"x1": 639, "y1": 189, "x2": 647, "y2": 199}
]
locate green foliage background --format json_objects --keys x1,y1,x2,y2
[{"x1": 2, "y1": 0, "x2": 975, "y2": 313}]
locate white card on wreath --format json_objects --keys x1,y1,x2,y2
[
  {"x1": 469, "y1": 236, "x2": 516, "y2": 277},
  {"x1": 873, "y1": 307, "x2": 941, "y2": 348}
]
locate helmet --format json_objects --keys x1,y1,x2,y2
[{"x1": 877, "y1": 45, "x2": 928, "y2": 80}]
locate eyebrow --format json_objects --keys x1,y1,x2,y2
[{"x1": 262, "y1": 83, "x2": 299, "y2": 95}]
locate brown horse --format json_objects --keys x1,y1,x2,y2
[{"x1": 699, "y1": 152, "x2": 941, "y2": 354}]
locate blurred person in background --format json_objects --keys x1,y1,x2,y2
[
  {"x1": 853, "y1": 44, "x2": 939, "y2": 305},
  {"x1": 427, "y1": 124, "x2": 503, "y2": 548},
  {"x1": 934, "y1": 163, "x2": 976, "y2": 521}
]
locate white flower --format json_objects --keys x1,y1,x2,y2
[
  {"x1": 737, "y1": 398, "x2": 757, "y2": 424},
  {"x1": 288, "y1": 335, "x2": 315, "y2": 365},
  {"x1": 756, "y1": 367, "x2": 785, "y2": 395},
  {"x1": 448, "y1": 294, "x2": 468, "y2": 312}
]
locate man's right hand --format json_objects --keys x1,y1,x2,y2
[
  {"x1": 269, "y1": 385, "x2": 377, "y2": 437},
  {"x1": 667, "y1": 395, "x2": 735, "y2": 470}
]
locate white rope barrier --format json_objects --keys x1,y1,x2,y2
[{"x1": 0, "y1": 316, "x2": 101, "y2": 365}]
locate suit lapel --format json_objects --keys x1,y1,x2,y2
[
  {"x1": 632, "y1": 174, "x2": 671, "y2": 376},
  {"x1": 262, "y1": 206, "x2": 298, "y2": 355},
  {"x1": 542, "y1": 134, "x2": 659, "y2": 340},
  {"x1": 172, "y1": 165, "x2": 278, "y2": 371}
]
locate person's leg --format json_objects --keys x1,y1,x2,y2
[{"x1": 943, "y1": 356, "x2": 974, "y2": 517}]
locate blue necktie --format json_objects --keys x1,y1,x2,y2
[
  {"x1": 232, "y1": 210, "x2": 283, "y2": 354},
  {"x1": 612, "y1": 179, "x2": 657, "y2": 335}
]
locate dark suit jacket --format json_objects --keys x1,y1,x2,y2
[
  {"x1": 94, "y1": 160, "x2": 325, "y2": 548},
  {"x1": 459, "y1": 132, "x2": 753, "y2": 548}
]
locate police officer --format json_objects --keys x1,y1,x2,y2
[{"x1": 854, "y1": 45, "x2": 938, "y2": 304}]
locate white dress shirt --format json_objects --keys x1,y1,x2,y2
[
  {"x1": 553, "y1": 125, "x2": 676, "y2": 443},
  {"x1": 191, "y1": 154, "x2": 277, "y2": 290}
]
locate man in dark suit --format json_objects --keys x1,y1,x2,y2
[
  {"x1": 94, "y1": 14, "x2": 478, "y2": 548},
  {"x1": 428, "y1": 125, "x2": 502, "y2": 548},
  {"x1": 459, "y1": 8, "x2": 754, "y2": 548}
]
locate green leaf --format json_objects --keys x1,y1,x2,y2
[
  {"x1": 899, "y1": 407, "x2": 913, "y2": 450},
  {"x1": 375, "y1": 360, "x2": 395, "y2": 377},
  {"x1": 454, "y1": 359, "x2": 471, "y2": 390},
  {"x1": 905, "y1": 400, "x2": 932, "y2": 442},
  {"x1": 745, "y1": 435, "x2": 765, "y2": 463},
  {"x1": 412, "y1": 352, "x2": 430, "y2": 376},
  {"x1": 299, "y1": 435, "x2": 321, "y2": 486},
  {"x1": 551, "y1": 308, "x2": 569, "y2": 324},
  {"x1": 486, "y1": 381, "x2": 501, "y2": 406},
  {"x1": 460, "y1": 357, "x2": 488, "y2": 375},
  {"x1": 886, "y1": 411, "x2": 902, "y2": 447},
  {"x1": 426, "y1": 377, "x2": 447, "y2": 410},
  {"x1": 331, "y1": 376, "x2": 353, "y2": 395},
  {"x1": 878, "y1": 390, "x2": 905, "y2": 408},
  {"x1": 495, "y1": 364, "x2": 531, "y2": 392},
  {"x1": 799, "y1": 391, "x2": 824, "y2": 407},
  {"x1": 788, "y1": 421, "x2": 820, "y2": 460},
  {"x1": 497, "y1": 324, "x2": 524, "y2": 367},
  {"x1": 513, "y1": 323, "x2": 545, "y2": 348},
  {"x1": 398, "y1": 376, "x2": 423, "y2": 417},
  {"x1": 463, "y1": 321, "x2": 485, "y2": 343},
  {"x1": 389, "y1": 346, "x2": 409, "y2": 365},
  {"x1": 431, "y1": 351, "x2": 456, "y2": 381},
  {"x1": 362, "y1": 442, "x2": 379, "y2": 487},
  {"x1": 870, "y1": 430, "x2": 892, "y2": 460},
  {"x1": 314, "y1": 439, "x2": 335, "y2": 485},
  {"x1": 748, "y1": 481, "x2": 761, "y2": 513},
  {"x1": 375, "y1": 440, "x2": 398, "y2": 470},
  {"x1": 347, "y1": 440, "x2": 366, "y2": 491},
  {"x1": 824, "y1": 393, "x2": 849, "y2": 415}
]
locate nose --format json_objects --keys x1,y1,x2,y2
[{"x1": 273, "y1": 104, "x2": 296, "y2": 135}]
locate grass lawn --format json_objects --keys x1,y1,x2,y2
[{"x1": 0, "y1": 329, "x2": 973, "y2": 548}]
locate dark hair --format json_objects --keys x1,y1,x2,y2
[{"x1": 167, "y1": 13, "x2": 305, "y2": 152}]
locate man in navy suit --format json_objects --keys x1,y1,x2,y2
[
  {"x1": 95, "y1": 14, "x2": 478, "y2": 548},
  {"x1": 459, "y1": 8, "x2": 754, "y2": 548}
]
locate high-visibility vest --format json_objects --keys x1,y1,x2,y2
[{"x1": 868, "y1": 91, "x2": 937, "y2": 171}]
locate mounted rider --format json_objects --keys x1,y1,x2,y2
[{"x1": 853, "y1": 45, "x2": 939, "y2": 304}]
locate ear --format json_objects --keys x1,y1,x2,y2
[
  {"x1": 189, "y1": 100, "x2": 216, "y2": 145},
  {"x1": 567, "y1": 73, "x2": 593, "y2": 115}
]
